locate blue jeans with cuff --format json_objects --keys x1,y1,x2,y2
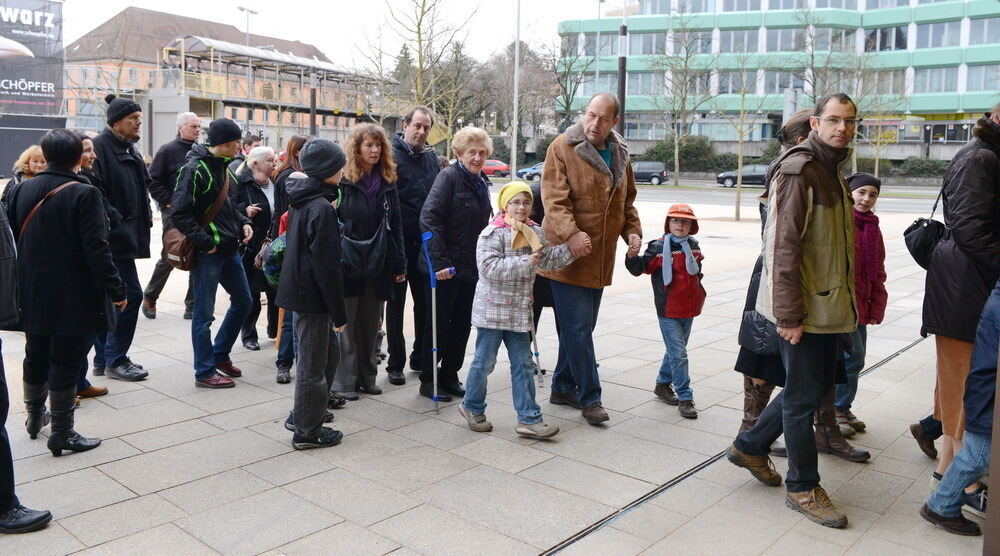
[
  {"x1": 926, "y1": 431, "x2": 991, "y2": 517},
  {"x1": 462, "y1": 328, "x2": 542, "y2": 424},
  {"x1": 550, "y1": 281, "x2": 604, "y2": 408},
  {"x1": 836, "y1": 325, "x2": 866, "y2": 410},
  {"x1": 656, "y1": 317, "x2": 694, "y2": 401},
  {"x1": 190, "y1": 251, "x2": 252, "y2": 380}
]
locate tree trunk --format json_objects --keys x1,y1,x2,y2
[{"x1": 735, "y1": 136, "x2": 744, "y2": 221}]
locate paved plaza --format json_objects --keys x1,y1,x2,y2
[{"x1": 0, "y1": 196, "x2": 985, "y2": 555}]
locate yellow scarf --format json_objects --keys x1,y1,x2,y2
[{"x1": 504, "y1": 214, "x2": 542, "y2": 252}]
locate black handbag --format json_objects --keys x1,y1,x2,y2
[
  {"x1": 341, "y1": 199, "x2": 390, "y2": 279},
  {"x1": 903, "y1": 182, "x2": 947, "y2": 270}
]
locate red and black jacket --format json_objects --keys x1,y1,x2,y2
[{"x1": 626, "y1": 236, "x2": 706, "y2": 319}]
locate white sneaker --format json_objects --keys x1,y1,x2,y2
[
  {"x1": 516, "y1": 421, "x2": 559, "y2": 438},
  {"x1": 458, "y1": 404, "x2": 492, "y2": 432}
]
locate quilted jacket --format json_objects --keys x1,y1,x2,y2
[{"x1": 471, "y1": 215, "x2": 574, "y2": 332}]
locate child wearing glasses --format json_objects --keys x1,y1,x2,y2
[
  {"x1": 626, "y1": 204, "x2": 707, "y2": 419},
  {"x1": 458, "y1": 182, "x2": 577, "y2": 438}
]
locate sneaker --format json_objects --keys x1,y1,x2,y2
[
  {"x1": 837, "y1": 408, "x2": 866, "y2": 432},
  {"x1": 834, "y1": 412, "x2": 856, "y2": 437},
  {"x1": 216, "y1": 361, "x2": 242, "y2": 378},
  {"x1": 292, "y1": 427, "x2": 343, "y2": 450},
  {"x1": 961, "y1": 485, "x2": 987, "y2": 519},
  {"x1": 243, "y1": 340, "x2": 260, "y2": 351},
  {"x1": 582, "y1": 403, "x2": 609, "y2": 425},
  {"x1": 920, "y1": 503, "x2": 981, "y2": 536},
  {"x1": 92, "y1": 366, "x2": 105, "y2": 377},
  {"x1": 76, "y1": 386, "x2": 108, "y2": 398},
  {"x1": 195, "y1": 373, "x2": 235, "y2": 388},
  {"x1": 785, "y1": 487, "x2": 847, "y2": 528},
  {"x1": 654, "y1": 383, "x2": 679, "y2": 405},
  {"x1": 276, "y1": 365, "x2": 291, "y2": 384},
  {"x1": 678, "y1": 400, "x2": 698, "y2": 419},
  {"x1": 516, "y1": 421, "x2": 559, "y2": 438},
  {"x1": 549, "y1": 390, "x2": 581, "y2": 409},
  {"x1": 726, "y1": 443, "x2": 782, "y2": 486},
  {"x1": 458, "y1": 404, "x2": 493, "y2": 432},
  {"x1": 106, "y1": 360, "x2": 147, "y2": 382},
  {"x1": 930, "y1": 471, "x2": 943, "y2": 491},
  {"x1": 327, "y1": 392, "x2": 347, "y2": 409},
  {"x1": 910, "y1": 422, "x2": 939, "y2": 459},
  {"x1": 284, "y1": 411, "x2": 333, "y2": 431},
  {"x1": 141, "y1": 299, "x2": 156, "y2": 319}
]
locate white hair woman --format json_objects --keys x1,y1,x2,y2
[{"x1": 234, "y1": 145, "x2": 278, "y2": 351}]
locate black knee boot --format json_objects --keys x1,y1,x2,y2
[
  {"x1": 46, "y1": 388, "x2": 101, "y2": 457},
  {"x1": 23, "y1": 382, "x2": 50, "y2": 439}
]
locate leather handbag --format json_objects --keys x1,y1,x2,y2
[
  {"x1": 903, "y1": 182, "x2": 947, "y2": 270},
  {"x1": 341, "y1": 199, "x2": 390, "y2": 279},
  {"x1": 164, "y1": 172, "x2": 230, "y2": 271}
]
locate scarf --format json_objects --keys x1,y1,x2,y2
[
  {"x1": 502, "y1": 214, "x2": 542, "y2": 251},
  {"x1": 662, "y1": 234, "x2": 699, "y2": 287},
  {"x1": 360, "y1": 168, "x2": 382, "y2": 212},
  {"x1": 457, "y1": 161, "x2": 492, "y2": 213}
]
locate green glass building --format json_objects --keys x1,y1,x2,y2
[{"x1": 558, "y1": 0, "x2": 1000, "y2": 160}]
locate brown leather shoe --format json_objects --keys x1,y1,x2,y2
[
  {"x1": 815, "y1": 391, "x2": 870, "y2": 463},
  {"x1": 726, "y1": 443, "x2": 782, "y2": 486},
  {"x1": 654, "y1": 383, "x2": 679, "y2": 405},
  {"x1": 919, "y1": 503, "x2": 981, "y2": 536},
  {"x1": 550, "y1": 390, "x2": 581, "y2": 409},
  {"x1": 910, "y1": 422, "x2": 938, "y2": 459},
  {"x1": 785, "y1": 487, "x2": 847, "y2": 528},
  {"x1": 76, "y1": 386, "x2": 108, "y2": 398},
  {"x1": 216, "y1": 361, "x2": 243, "y2": 378},
  {"x1": 582, "y1": 403, "x2": 609, "y2": 425},
  {"x1": 196, "y1": 373, "x2": 235, "y2": 388}
]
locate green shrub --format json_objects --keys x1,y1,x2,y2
[
  {"x1": 898, "y1": 157, "x2": 949, "y2": 177},
  {"x1": 711, "y1": 153, "x2": 740, "y2": 173},
  {"x1": 759, "y1": 140, "x2": 782, "y2": 162}
]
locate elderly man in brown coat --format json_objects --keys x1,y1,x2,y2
[{"x1": 540, "y1": 92, "x2": 642, "y2": 424}]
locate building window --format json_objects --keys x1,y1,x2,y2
[
  {"x1": 630, "y1": 33, "x2": 667, "y2": 55},
  {"x1": 581, "y1": 72, "x2": 619, "y2": 96},
  {"x1": 625, "y1": 118, "x2": 669, "y2": 140},
  {"x1": 969, "y1": 18, "x2": 1000, "y2": 45},
  {"x1": 866, "y1": 0, "x2": 906, "y2": 8},
  {"x1": 916, "y1": 21, "x2": 962, "y2": 49},
  {"x1": 677, "y1": 0, "x2": 715, "y2": 12},
  {"x1": 719, "y1": 29, "x2": 759, "y2": 53},
  {"x1": 870, "y1": 70, "x2": 906, "y2": 95},
  {"x1": 722, "y1": 0, "x2": 759, "y2": 11},
  {"x1": 767, "y1": 28, "x2": 805, "y2": 52},
  {"x1": 967, "y1": 64, "x2": 1000, "y2": 91},
  {"x1": 674, "y1": 31, "x2": 713, "y2": 54},
  {"x1": 815, "y1": 0, "x2": 856, "y2": 7},
  {"x1": 864, "y1": 26, "x2": 907, "y2": 51},
  {"x1": 913, "y1": 66, "x2": 959, "y2": 93},
  {"x1": 627, "y1": 72, "x2": 665, "y2": 95},
  {"x1": 763, "y1": 70, "x2": 804, "y2": 94},
  {"x1": 768, "y1": 0, "x2": 805, "y2": 8},
  {"x1": 916, "y1": 0, "x2": 953, "y2": 3},
  {"x1": 79, "y1": 67, "x2": 89, "y2": 85},
  {"x1": 561, "y1": 34, "x2": 579, "y2": 57},
  {"x1": 678, "y1": 73, "x2": 712, "y2": 95},
  {"x1": 639, "y1": 0, "x2": 672, "y2": 14},
  {"x1": 719, "y1": 71, "x2": 756, "y2": 94},
  {"x1": 583, "y1": 33, "x2": 618, "y2": 56},
  {"x1": 813, "y1": 27, "x2": 856, "y2": 52}
]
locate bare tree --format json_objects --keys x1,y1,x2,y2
[{"x1": 544, "y1": 36, "x2": 594, "y2": 132}]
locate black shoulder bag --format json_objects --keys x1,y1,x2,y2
[
  {"x1": 341, "y1": 199, "x2": 391, "y2": 279},
  {"x1": 903, "y1": 181, "x2": 947, "y2": 270}
]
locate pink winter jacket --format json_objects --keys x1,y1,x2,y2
[{"x1": 853, "y1": 209, "x2": 888, "y2": 325}]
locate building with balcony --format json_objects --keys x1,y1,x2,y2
[
  {"x1": 558, "y1": 0, "x2": 1000, "y2": 161},
  {"x1": 64, "y1": 7, "x2": 377, "y2": 156}
]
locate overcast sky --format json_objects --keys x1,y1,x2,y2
[{"x1": 63, "y1": 0, "x2": 610, "y2": 69}]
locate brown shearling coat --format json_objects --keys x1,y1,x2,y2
[{"x1": 538, "y1": 123, "x2": 642, "y2": 288}]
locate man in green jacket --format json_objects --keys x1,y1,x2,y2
[{"x1": 726, "y1": 93, "x2": 859, "y2": 529}]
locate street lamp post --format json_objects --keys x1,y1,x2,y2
[
  {"x1": 237, "y1": 6, "x2": 257, "y2": 47},
  {"x1": 616, "y1": 1, "x2": 629, "y2": 136},
  {"x1": 511, "y1": 0, "x2": 521, "y2": 174}
]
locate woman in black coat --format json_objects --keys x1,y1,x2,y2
[
  {"x1": 329, "y1": 124, "x2": 406, "y2": 399},
  {"x1": 5, "y1": 129, "x2": 125, "y2": 457},
  {"x1": 416, "y1": 126, "x2": 493, "y2": 401},
  {"x1": 231, "y1": 146, "x2": 278, "y2": 350}
]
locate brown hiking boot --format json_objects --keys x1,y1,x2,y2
[
  {"x1": 654, "y1": 383, "x2": 679, "y2": 405},
  {"x1": 550, "y1": 390, "x2": 581, "y2": 409},
  {"x1": 919, "y1": 503, "x2": 982, "y2": 536},
  {"x1": 582, "y1": 403, "x2": 609, "y2": 425},
  {"x1": 726, "y1": 444, "x2": 782, "y2": 486},
  {"x1": 910, "y1": 422, "x2": 938, "y2": 459},
  {"x1": 815, "y1": 391, "x2": 870, "y2": 463},
  {"x1": 785, "y1": 487, "x2": 847, "y2": 528}
]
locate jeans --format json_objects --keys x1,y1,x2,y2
[
  {"x1": 144, "y1": 214, "x2": 194, "y2": 311},
  {"x1": 420, "y1": 276, "x2": 476, "y2": 387},
  {"x1": 0, "y1": 338, "x2": 20, "y2": 512},
  {"x1": 292, "y1": 312, "x2": 340, "y2": 438},
  {"x1": 550, "y1": 281, "x2": 604, "y2": 408},
  {"x1": 734, "y1": 332, "x2": 838, "y2": 493},
  {"x1": 462, "y1": 328, "x2": 542, "y2": 424},
  {"x1": 657, "y1": 317, "x2": 694, "y2": 401},
  {"x1": 190, "y1": 251, "x2": 252, "y2": 380},
  {"x1": 386, "y1": 243, "x2": 427, "y2": 373},
  {"x1": 276, "y1": 310, "x2": 297, "y2": 367},
  {"x1": 103, "y1": 259, "x2": 143, "y2": 367},
  {"x1": 926, "y1": 431, "x2": 992, "y2": 517},
  {"x1": 836, "y1": 325, "x2": 866, "y2": 410}
]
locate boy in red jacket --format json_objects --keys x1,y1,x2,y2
[
  {"x1": 626, "y1": 204, "x2": 706, "y2": 419},
  {"x1": 836, "y1": 173, "x2": 888, "y2": 435}
]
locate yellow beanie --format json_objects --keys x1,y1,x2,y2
[{"x1": 497, "y1": 181, "x2": 533, "y2": 213}]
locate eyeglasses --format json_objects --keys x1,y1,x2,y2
[
  {"x1": 506, "y1": 200, "x2": 532, "y2": 208},
  {"x1": 814, "y1": 117, "x2": 862, "y2": 127}
]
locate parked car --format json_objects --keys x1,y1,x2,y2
[
  {"x1": 631, "y1": 161, "x2": 670, "y2": 185},
  {"x1": 482, "y1": 159, "x2": 510, "y2": 177},
  {"x1": 517, "y1": 162, "x2": 544, "y2": 181},
  {"x1": 716, "y1": 164, "x2": 769, "y2": 187}
]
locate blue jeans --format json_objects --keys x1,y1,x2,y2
[
  {"x1": 836, "y1": 325, "x2": 866, "y2": 410},
  {"x1": 276, "y1": 310, "x2": 297, "y2": 366},
  {"x1": 550, "y1": 281, "x2": 603, "y2": 407},
  {"x1": 462, "y1": 328, "x2": 542, "y2": 424},
  {"x1": 103, "y1": 259, "x2": 142, "y2": 367},
  {"x1": 656, "y1": 317, "x2": 694, "y2": 400},
  {"x1": 190, "y1": 251, "x2": 252, "y2": 380},
  {"x1": 926, "y1": 431, "x2": 991, "y2": 517}
]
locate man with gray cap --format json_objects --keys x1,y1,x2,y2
[
  {"x1": 277, "y1": 138, "x2": 348, "y2": 449},
  {"x1": 90, "y1": 94, "x2": 153, "y2": 382},
  {"x1": 171, "y1": 118, "x2": 254, "y2": 389}
]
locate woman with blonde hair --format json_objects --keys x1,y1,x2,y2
[
  {"x1": 2, "y1": 145, "x2": 46, "y2": 207},
  {"x1": 329, "y1": 124, "x2": 406, "y2": 400}
]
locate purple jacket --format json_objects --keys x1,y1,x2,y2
[{"x1": 853, "y1": 209, "x2": 887, "y2": 325}]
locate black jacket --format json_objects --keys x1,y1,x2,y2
[
  {"x1": 338, "y1": 173, "x2": 406, "y2": 300},
  {"x1": 91, "y1": 127, "x2": 153, "y2": 259},
  {"x1": 148, "y1": 136, "x2": 195, "y2": 209},
  {"x1": 0, "y1": 201, "x2": 17, "y2": 329},
  {"x1": 171, "y1": 143, "x2": 250, "y2": 257},
  {"x1": 275, "y1": 173, "x2": 347, "y2": 326},
  {"x1": 418, "y1": 163, "x2": 492, "y2": 279},
  {"x1": 922, "y1": 117, "x2": 1000, "y2": 342},
  {"x1": 271, "y1": 166, "x2": 295, "y2": 238},
  {"x1": 392, "y1": 133, "x2": 439, "y2": 246},
  {"x1": 5, "y1": 168, "x2": 125, "y2": 334},
  {"x1": 230, "y1": 165, "x2": 274, "y2": 290}
]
